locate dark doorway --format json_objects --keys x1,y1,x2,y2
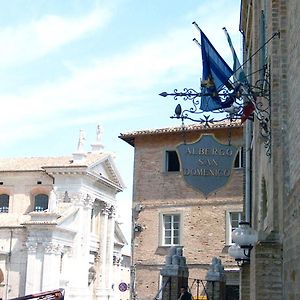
[{"x1": 225, "y1": 285, "x2": 239, "y2": 300}]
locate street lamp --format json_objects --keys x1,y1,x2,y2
[
  {"x1": 228, "y1": 221, "x2": 258, "y2": 266},
  {"x1": 228, "y1": 244, "x2": 249, "y2": 263}
]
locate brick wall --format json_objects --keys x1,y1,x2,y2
[
  {"x1": 131, "y1": 127, "x2": 243, "y2": 299},
  {"x1": 250, "y1": 242, "x2": 282, "y2": 300},
  {"x1": 240, "y1": 0, "x2": 293, "y2": 298}
]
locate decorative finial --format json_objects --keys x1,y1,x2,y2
[{"x1": 72, "y1": 129, "x2": 87, "y2": 163}]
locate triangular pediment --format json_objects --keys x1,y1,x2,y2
[
  {"x1": 87, "y1": 154, "x2": 125, "y2": 191},
  {"x1": 114, "y1": 222, "x2": 127, "y2": 248}
]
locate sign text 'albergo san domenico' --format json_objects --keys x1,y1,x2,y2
[{"x1": 177, "y1": 134, "x2": 238, "y2": 197}]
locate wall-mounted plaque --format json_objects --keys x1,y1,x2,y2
[{"x1": 177, "y1": 134, "x2": 238, "y2": 197}]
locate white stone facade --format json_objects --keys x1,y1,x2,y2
[{"x1": 0, "y1": 150, "x2": 127, "y2": 300}]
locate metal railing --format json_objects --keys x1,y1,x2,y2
[
  {"x1": 153, "y1": 278, "x2": 211, "y2": 300},
  {"x1": 189, "y1": 279, "x2": 210, "y2": 300}
]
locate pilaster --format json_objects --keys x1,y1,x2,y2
[
  {"x1": 105, "y1": 205, "x2": 116, "y2": 297},
  {"x1": 41, "y1": 242, "x2": 63, "y2": 291},
  {"x1": 95, "y1": 201, "x2": 110, "y2": 299},
  {"x1": 25, "y1": 241, "x2": 38, "y2": 294}
]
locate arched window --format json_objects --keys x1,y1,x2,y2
[
  {"x1": 34, "y1": 194, "x2": 49, "y2": 212},
  {"x1": 0, "y1": 194, "x2": 9, "y2": 213}
]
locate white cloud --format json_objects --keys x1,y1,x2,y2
[
  {"x1": 1, "y1": 24, "x2": 200, "y2": 116},
  {"x1": 0, "y1": 1, "x2": 241, "y2": 148},
  {"x1": 0, "y1": 8, "x2": 112, "y2": 68},
  {"x1": 0, "y1": 25, "x2": 200, "y2": 147}
]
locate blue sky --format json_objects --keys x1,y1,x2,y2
[{"x1": 0, "y1": 0, "x2": 241, "y2": 250}]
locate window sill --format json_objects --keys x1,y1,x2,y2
[
  {"x1": 155, "y1": 245, "x2": 182, "y2": 256},
  {"x1": 162, "y1": 171, "x2": 181, "y2": 175},
  {"x1": 158, "y1": 244, "x2": 181, "y2": 248}
]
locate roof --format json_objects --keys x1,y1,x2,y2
[
  {"x1": 0, "y1": 152, "x2": 108, "y2": 172},
  {"x1": 119, "y1": 122, "x2": 243, "y2": 146}
]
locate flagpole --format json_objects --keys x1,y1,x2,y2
[
  {"x1": 192, "y1": 21, "x2": 201, "y2": 33},
  {"x1": 193, "y1": 38, "x2": 201, "y2": 48},
  {"x1": 228, "y1": 30, "x2": 280, "y2": 79}
]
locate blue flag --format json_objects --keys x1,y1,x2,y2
[{"x1": 200, "y1": 30, "x2": 233, "y2": 111}]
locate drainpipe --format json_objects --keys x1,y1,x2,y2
[
  {"x1": 245, "y1": 120, "x2": 252, "y2": 224},
  {"x1": 240, "y1": 25, "x2": 252, "y2": 225}
]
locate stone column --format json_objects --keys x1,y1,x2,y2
[
  {"x1": 25, "y1": 241, "x2": 38, "y2": 294},
  {"x1": 205, "y1": 257, "x2": 226, "y2": 300},
  {"x1": 105, "y1": 205, "x2": 116, "y2": 296},
  {"x1": 41, "y1": 242, "x2": 62, "y2": 291},
  {"x1": 68, "y1": 193, "x2": 94, "y2": 299},
  {"x1": 160, "y1": 246, "x2": 189, "y2": 300},
  {"x1": 95, "y1": 201, "x2": 110, "y2": 299}
]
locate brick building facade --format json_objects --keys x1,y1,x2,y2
[
  {"x1": 239, "y1": 0, "x2": 300, "y2": 299},
  {"x1": 120, "y1": 123, "x2": 244, "y2": 299}
]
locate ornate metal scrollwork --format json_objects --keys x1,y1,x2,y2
[
  {"x1": 160, "y1": 87, "x2": 244, "y2": 127},
  {"x1": 251, "y1": 66, "x2": 271, "y2": 157},
  {"x1": 159, "y1": 66, "x2": 272, "y2": 157}
]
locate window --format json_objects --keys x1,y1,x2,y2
[
  {"x1": 162, "y1": 214, "x2": 181, "y2": 246},
  {"x1": 226, "y1": 211, "x2": 242, "y2": 245},
  {"x1": 0, "y1": 194, "x2": 9, "y2": 213},
  {"x1": 166, "y1": 151, "x2": 180, "y2": 172},
  {"x1": 234, "y1": 147, "x2": 244, "y2": 168},
  {"x1": 34, "y1": 194, "x2": 49, "y2": 212}
]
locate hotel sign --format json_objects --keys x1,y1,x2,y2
[{"x1": 177, "y1": 134, "x2": 238, "y2": 197}]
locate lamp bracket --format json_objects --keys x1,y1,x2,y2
[{"x1": 160, "y1": 65, "x2": 272, "y2": 157}]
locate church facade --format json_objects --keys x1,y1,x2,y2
[{"x1": 0, "y1": 129, "x2": 128, "y2": 300}]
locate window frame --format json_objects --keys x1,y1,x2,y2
[
  {"x1": 0, "y1": 194, "x2": 9, "y2": 213},
  {"x1": 225, "y1": 210, "x2": 243, "y2": 245},
  {"x1": 34, "y1": 194, "x2": 49, "y2": 212},
  {"x1": 234, "y1": 147, "x2": 244, "y2": 169},
  {"x1": 165, "y1": 150, "x2": 180, "y2": 172},
  {"x1": 160, "y1": 212, "x2": 182, "y2": 246}
]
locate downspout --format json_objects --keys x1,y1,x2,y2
[
  {"x1": 131, "y1": 206, "x2": 137, "y2": 300},
  {"x1": 5, "y1": 230, "x2": 13, "y2": 300},
  {"x1": 245, "y1": 120, "x2": 252, "y2": 224},
  {"x1": 239, "y1": 23, "x2": 252, "y2": 224}
]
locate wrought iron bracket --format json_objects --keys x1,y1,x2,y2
[
  {"x1": 251, "y1": 65, "x2": 271, "y2": 157},
  {"x1": 159, "y1": 66, "x2": 272, "y2": 157}
]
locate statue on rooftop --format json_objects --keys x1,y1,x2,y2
[
  {"x1": 48, "y1": 187, "x2": 58, "y2": 212},
  {"x1": 77, "y1": 129, "x2": 86, "y2": 153},
  {"x1": 96, "y1": 125, "x2": 103, "y2": 142}
]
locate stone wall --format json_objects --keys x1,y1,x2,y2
[
  {"x1": 240, "y1": 0, "x2": 292, "y2": 298},
  {"x1": 250, "y1": 242, "x2": 282, "y2": 300},
  {"x1": 284, "y1": 0, "x2": 300, "y2": 298}
]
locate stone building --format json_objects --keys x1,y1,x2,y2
[
  {"x1": 0, "y1": 129, "x2": 128, "y2": 300},
  {"x1": 238, "y1": 0, "x2": 300, "y2": 299},
  {"x1": 120, "y1": 122, "x2": 244, "y2": 299}
]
